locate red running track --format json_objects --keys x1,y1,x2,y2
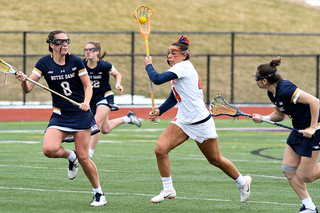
[{"x1": 0, "y1": 106, "x2": 274, "y2": 121}]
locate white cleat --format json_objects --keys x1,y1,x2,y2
[
  {"x1": 298, "y1": 205, "x2": 319, "y2": 213},
  {"x1": 239, "y1": 175, "x2": 252, "y2": 203},
  {"x1": 151, "y1": 188, "x2": 176, "y2": 203},
  {"x1": 68, "y1": 152, "x2": 78, "y2": 180},
  {"x1": 90, "y1": 193, "x2": 107, "y2": 207}
]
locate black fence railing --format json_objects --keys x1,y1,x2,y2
[{"x1": 0, "y1": 31, "x2": 320, "y2": 106}]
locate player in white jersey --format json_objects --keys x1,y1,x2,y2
[
  {"x1": 144, "y1": 35, "x2": 252, "y2": 204},
  {"x1": 15, "y1": 30, "x2": 106, "y2": 207}
]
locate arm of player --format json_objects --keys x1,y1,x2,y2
[
  {"x1": 111, "y1": 67, "x2": 123, "y2": 94},
  {"x1": 296, "y1": 90, "x2": 319, "y2": 137},
  {"x1": 79, "y1": 74, "x2": 92, "y2": 111},
  {"x1": 16, "y1": 71, "x2": 39, "y2": 93},
  {"x1": 253, "y1": 107, "x2": 285, "y2": 123},
  {"x1": 145, "y1": 64, "x2": 177, "y2": 85}
]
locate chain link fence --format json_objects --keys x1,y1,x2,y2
[{"x1": 0, "y1": 31, "x2": 319, "y2": 106}]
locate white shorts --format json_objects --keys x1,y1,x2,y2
[{"x1": 171, "y1": 116, "x2": 218, "y2": 143}]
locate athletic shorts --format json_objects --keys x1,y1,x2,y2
[
  {"x1": 287, "y1": 129, "x2": 320, "y2": 157},
  {"x1": 171, "y1": 115, "x2": 218, "y2": 143},
  {"x1": 90, "y1": 92, "x2": 119, "y2": 115},
  {"x1": 47, "y1": 109, "x2": 97, "y2": 132}
]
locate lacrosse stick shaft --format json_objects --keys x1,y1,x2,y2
[
  {"x1": 146, "y1": 44, "x2": 157, "y2": 124},
  {"x1": 240, "y1": 112, "x2": 303, "y2": 133},
  {"x1": 26, "y1": 77, "x2": 80, "y2": 107}
]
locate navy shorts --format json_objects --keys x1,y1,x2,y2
[
  {"x1": 90, "y1": 94, "x2": 119, "y2": 115},
  {"x1": 47, "y1": 110, "x2": 96, "y2": 130},
  {"x1": 287, "y1": 130, "x2": 320, "y2": 157}
]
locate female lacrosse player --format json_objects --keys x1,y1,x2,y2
[
  {"x1": 143, "y1": 35, "x2": 252, "y2": 204},
  {"x1": 15, "y1": 30, "x2": 107, "y2": 207},
  {"x1": 252, "y1": 57, "x2": 320, "y2": 213},
  {"x1": 83, "y1": 41, "x2": 141, "y2": 159}
]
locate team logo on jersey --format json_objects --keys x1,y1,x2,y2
[
  {"x1": 48, "y1": 71, "x2": 53, "y2": 74},
  {"x1": 72, "y1": 67, "x2": 77, "y2": 71}
]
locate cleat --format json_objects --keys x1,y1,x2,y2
[
  {"x1": 62, "y1": 125, "x2": 100, "y2": 143},
  {"x1": 90, "y1": 193, "x2": 107, "y2": 207},
  {"x1": 151, "y1": 188, "x2": 176, "y2": 203},
  {"x1": 127, "y1": 110, "x2": 141, "y2": 127},
  {"x1": 62, "y1": 132, "x2": 74, "y2": 143},
  {"x1": 68, "y1": 151, "x2": 78, "y2": 180},
  {"x1": 298, "y1": 205, "x2": 319, "y2": 213},
  {"x1": 239, "y1": 175, "x2": 252, "y2": 203}
]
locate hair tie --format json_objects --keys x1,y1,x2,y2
[{"x1": 177, "y1": 35, "x2": 189, "y2": 46}]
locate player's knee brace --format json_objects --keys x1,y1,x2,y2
[{"x1": 281, "y1": 164, "x2": 297, "y2": 173}]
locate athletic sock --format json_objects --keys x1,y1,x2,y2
[
  {"x1": 302, "y1": 197, "x2": 316, "y2": 210},
  {"x1": 234, "y1": 174, "x2": 246, "y2": 188},
  {"x1": 123, "y1": 116, "x2": 131, "y2": 124},
  {"x1": 161, "y1": 176, "x2": 174, "y2": 191},
  {"x1": 93, "y1": 186, "x2": 103, "y2": 195},
  {"x1": 67, "y1": 150, "x2": 76, "y2": 162},
  {"x1": 89, "y1": 149, "x2": 94, "y2": 159}
]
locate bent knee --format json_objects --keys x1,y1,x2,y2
[
  {"x1": 43, "y1": 148, "x2": 56, "y2": 158},
  {"x1": 281, "y1": 164, "x2": 297, "y2": 174},
  {"x1": 207, "y1": 156, "x2": 223, "y2": 167},
  {"x1": 300, "y1": 173, "x2": 316, "y2": 183}
]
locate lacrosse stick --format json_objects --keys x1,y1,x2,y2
[
  {"x1": 0, "y1": 59, "x2": 80, "y2": 107},
  {"x1": 209, "y1": 94, "x2": 304, "y2": 134},
  {"x1": 133, "y1": 5, "x2": 157, "y2": 124}
]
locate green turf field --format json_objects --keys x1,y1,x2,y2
[{"x1": 0, "y1": 119, "x2": 318, "y2": 212}]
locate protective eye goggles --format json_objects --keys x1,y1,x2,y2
[
  {"x1": 166, "y1": 48, "x2": 189, "y2": 57},
  {"x1": 83, "y1": 47, "x2": 98, "y2": 53},
  {"x1": 252, "y1": 71, "x2": 278, "y2": 81},
  {"x1": 46, "y1": 38, "x2": 71, "y2": 45}
]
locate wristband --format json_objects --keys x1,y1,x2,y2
[{"x1": 261, "y1": 116, "x2": 271, "y2": 121}]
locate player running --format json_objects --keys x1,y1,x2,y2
[
  {"x1": 15, "y1": 30, "x2": 107, "y2": 207},
  {"x1": 83, "y1": 41, "x2": 141, "y2": 159},
  {"x1": 252, "y1": 56, "x2": 320, "y2": 213},
  {"x1": 144, "y1": 35, "x2": 252, "y2": 204}
]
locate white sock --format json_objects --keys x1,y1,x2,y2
[
  {"x1": 161, "y1": 176, "x2": 174, "y2": 191},
  {"x1": 302, "y1": 197, "x2": 316, "y2": 210},
  {"x1": 93, "y1": 186, "x2": 103, "y2": 195},
  {"x1": 89, "y1": 149, "x2": 94, "y2": 159},
  {"x1": 234, "y1": 174, "x2": 246, "y2": 188},
  {"x1": 123, "y1": 116, "x2": 130, "y2": 124},
  {"x1": 67, "y1": 150, "x2": 76, "y2": 162}
]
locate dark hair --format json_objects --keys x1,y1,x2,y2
[
  {"x1": 256, "y1": 56, "x2": 282, "y2": 84},
  {"x1": 86, "y1": 41, "x2": 106, "y2": 59},
  {"x1": 47, "y1": 30, "x2": 66, "y2": 53}
]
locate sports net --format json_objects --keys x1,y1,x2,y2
[
  {"x1": 0, "y1": 60, "x2": 11, "y2": 74},
  {"x1": 210, "y1": 96, "x2": 238, "y2": 116},
  {"x1": 133, "y1": 6, "x2": 153, "y2": 35}
]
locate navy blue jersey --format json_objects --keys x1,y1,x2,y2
[
  {"x1": 267, "y1": 79, "x2": 320, "y2": 130},
  {"x1": 33, "y1": 54, "x2": 87, "y2": 113},
  {"x1": 83, "y1": 59, "x2": 113, "y2": 104}
]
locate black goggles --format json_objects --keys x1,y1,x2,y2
[
  {"x1": 252, "y1": 71, "x2": 278, "y2": 81},
  {"x1": 46, "y1": 38, "x2": 71, "y2": 45},
  {"x1": 83, "y1": 47, "x2": 98, "y2": 53}
]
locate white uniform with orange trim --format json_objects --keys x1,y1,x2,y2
[{"x1": 167, "y1": 60, "x2": 218, "y2": 143}]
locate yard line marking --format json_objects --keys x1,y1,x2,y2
[
  {"x1": 0, "y1": 127, "x2": 291, "y2": 134},
  {"x1": 0, "y1": 140, "x2": 40, "y2": 144},
  {"x1": 0, "y1": 186, "x2": 300, "y2": 206}
]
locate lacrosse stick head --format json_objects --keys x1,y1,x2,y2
[
  {"x1": 209, "y1": 95, "x2": 243, "y2": 117},
  {"x1": 0, "y1": 59, "x2": 17, "y2": 76},
  {"x1": 133, "y1": 5, "x2": 154, "y2": 39}
]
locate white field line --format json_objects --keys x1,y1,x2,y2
[{"x1": 0, "y1": 185, "x2": 299, "y2": 206}]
